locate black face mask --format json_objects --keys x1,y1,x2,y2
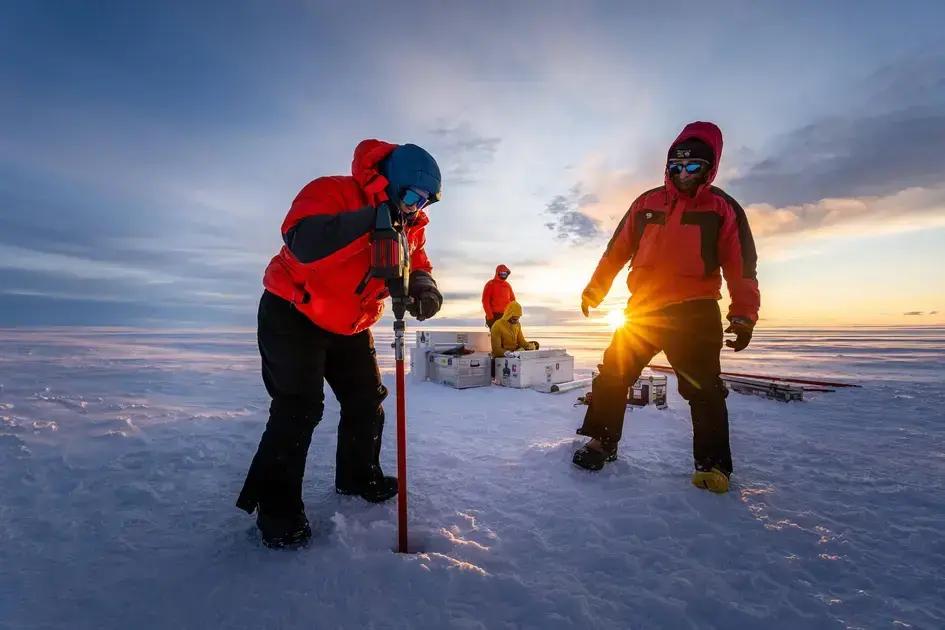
[{"x1": 671, "y1": 172, "x2": 707, "y2": 194}]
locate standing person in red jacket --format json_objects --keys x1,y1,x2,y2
[
  {"x1": 237, "y1": 140, "x2": 443, "y2": 547},
  {"x1": 482, "y1": 264, "x2": 516, "y2": 328},
  {"x1": 573, "y1": 121, "x2": 760, "y2": 494}
]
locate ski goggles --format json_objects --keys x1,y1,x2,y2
[
  {"x1": 498, "y1": 271, "x2": 509, "y2": 279},
  {"x1": 667, "y1": 159, "x2": 709, "y2": 175},
  {"x1": 401, "y1": 187, "x2": 432, "y2": 212}
]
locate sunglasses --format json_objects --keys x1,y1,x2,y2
[
  {"x1": 401, "y1": 187, "x2": 432, "y2": 212},
  {"x1": 667, "y1": 160, "x2": 708, "y2": 175}
]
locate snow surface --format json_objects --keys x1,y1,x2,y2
[{"x1": 0, "y1": 326, "x2": 943, "y2": 629}]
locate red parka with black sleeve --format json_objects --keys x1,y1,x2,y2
[
  {"x1": 263, "y1": 140, "x2": 434, "y2": 335},
  {"x1": 583, "y1": 122, "x2": 760, "y2": 323}
]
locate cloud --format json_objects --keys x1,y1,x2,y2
[
  {"x1": 866, "y1": 52, "x2": 945, "y2": 113},
  {"x1": 441, "y1": 291, "x2": 482, "y2": 302},
  {"x1": 730, "y1": 110, "x2": 945, "y2": 206},
  {"x1": 0, "y1": 291, "x2": 250, "y2": 327},
  {"x1": 903, "y1": 311, "x2": 924, "y2": 316},
  {"x1": 539, "y1": 154, "x2": 945, "y2": 265},
  {"x1": 729, "y1": 53, "x2": 945, "y2": 206},
  {"x1": 543, "y1": 184, "x2": 603, "y2": 244},
  {"x1": 423, "y1": 247, "x2": 514, "y2": 282},
  {"x1": 424, "y1": 304, "x2": 577, "y2": 327},
  {"x1": 0, "y1": 104, "x2": 288, "y2": 324},
  {"x1": 539, "y1": 151, "x2": 667, "y2": 248},
  {"x1": 744, "y1": 185, "x2": 945, "y2": 249},
  {"x1": 508, "y1": 305, "x2": 576, "y2": 325},
  {"x1": 528, "y1": 54, "x2": 945, "y2": 262},
  {"x1": 4, "y1": 8, "x2": 943, "y2": 327},
  {"x1": 427, "y1": 123, "x2": 501, "y2": 185}
]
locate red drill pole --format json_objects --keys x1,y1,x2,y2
[
  {"x1": 372, "y1": 205, "x2": 412, "y2": 554},
  {"x1": 393, "y1": 317, "x2": 409, "y2": 553}
]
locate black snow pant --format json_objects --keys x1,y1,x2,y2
[
  {"x1": 577, "y1": 299, "x2": 732, "y2": 474},
  {"x1": 236, "y1": 291, "x2": 388, "y2": 516}
]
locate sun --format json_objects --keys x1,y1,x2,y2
[{"x1": 605, "y1": 309, "x2": 626, "y2": 330}]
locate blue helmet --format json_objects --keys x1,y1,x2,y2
[{"x1": 381, "y1": 144, "x2": 442, "y2": 206}]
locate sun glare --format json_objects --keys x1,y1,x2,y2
[{"x1": 605, "y1": 309, "x2": 626, "y2": 330}]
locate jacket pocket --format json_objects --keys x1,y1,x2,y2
[
  {"x1": 679, "y1": 211, "x2": 721, "y2": 276},
  {"x1": 358, "y1": 277, "x2": 387, "y2": 307},
  {"x1": 631, "y1": 210, "x2": 665, "y2": 267}
]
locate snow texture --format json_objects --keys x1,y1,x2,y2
[{"x1": 0, "y1": 326, "x2": 943, "y2": 629}]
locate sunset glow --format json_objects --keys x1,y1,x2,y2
[
  {"x1": 606, "y1": 309, "x2": 626, "y2": 331},
  {"x1": 0, "y1": 4, "x2": 942, "y2": 330}
]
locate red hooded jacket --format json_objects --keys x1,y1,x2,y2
[
  {"x1": 263, "y1": 140, "x2": 433, "y2": 335},
  {"x1": 584, "y1": 122, "x2": 760, "y2": 322},
  {"x1": 482, "y1": 264, "x2": 516, "y2": 318}
]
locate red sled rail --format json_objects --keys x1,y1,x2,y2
[{"x1": 646, "y1": 364, "x2": 861, "y2": 388}]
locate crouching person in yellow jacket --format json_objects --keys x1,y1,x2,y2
[{"x1": 490, "y1": 301, "x2": 539, "y2": 356}]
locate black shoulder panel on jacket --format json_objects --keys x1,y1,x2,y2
[
  {"x1": 604, "y1": 206, "x2": 633, "y2": 258},
  {"x1": 284, "y1": 205, "x2": 376, "y2": 264},
  {"x1": 710, "y1": 186, "x2": 757, "y2": 279},
  {"x1": 604, "y1": 186, "x2": 664, "y2": 259}
]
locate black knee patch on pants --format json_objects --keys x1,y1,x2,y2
[
  {"x1": 576, "y1": 373, "x2": 629, "y2": 443},
  {"x1": 676, "y1": 375, "x2": 727, "y2": 404},
  {"x1": 235, "y1": 397, "x2": 324, "y2": 515},
  {"x1": 335, "y1": 383, "x2": 387, "y2": 418},
  {"x1": 335, "y1": 385, "x2": 388, "y2": 489},
  {"x1": 682, "y1": 380, "x2": 732, "y2": 476},
  {"x1": 268, "y1": 398, "x2": 323, "y2": 431}
]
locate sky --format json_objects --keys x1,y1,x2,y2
[{"x1": 1, "y1": 0, "x2": 944, "y2": 327}]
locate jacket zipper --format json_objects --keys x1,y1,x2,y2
[
  {"x1": 354, "y1": 269, "x2": 372, "y2": 295},
  {"x1": 658, "y1": 197, "x2": 680, "y2": 261}
]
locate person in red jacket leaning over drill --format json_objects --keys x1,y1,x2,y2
[
  {"x1": 237, "y1": 140, "x2": 444, "y2": 548},
  {"x1": 482, "y1": 264, "x2": 516, "y2": 328},
  {"x1": 573, "y1": 121, "x2": 760, "y2": 494}
]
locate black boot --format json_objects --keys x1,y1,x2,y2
[
  {"x1": 336, "y1": 465, "x2": 398, "y2": 503},
  {"x1": 572, "y1": 440, "x2": 618, "y2": 471},
  {"x1": 257, "y1": 510, "x2": 312, "y2": 549}
]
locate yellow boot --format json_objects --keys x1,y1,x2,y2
[{"x1": 691, "y1": 467, "x2": 729, "y2": 493}]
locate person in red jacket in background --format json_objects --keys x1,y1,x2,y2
[
  {"x1": 237, "y1": 140, "x2": 443, "y2": 548},
  {"x1": 574, "y1": 121, "x2": 760, "y2": 494},
  {"x1": 482, "y1": 264, "x2": 516, "y2": 328}
]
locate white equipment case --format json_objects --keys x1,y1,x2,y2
[
  {"x1": 428, "y1": 352, "x2": 492, "y2": 389},
  {"x1": 415, "y1": 330, "x2": 491, "y2": 352},
  {"x1": 409, "y1": 346, "x2": 433, "y2": 382},
  {"x1": 494, "y1": 349, "x2": 575, "y2": 389},
  {"x1": 410, "y1": 331, "x2": 492, "y2": 383},
  {"x1": 629, "y1": 373, "x2": 668, "y2": 409}
]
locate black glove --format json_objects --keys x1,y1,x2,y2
[
  {"x1": 485, "y1": 317, "x2": 495, "y2": 329},
  {"x1": 725, "y1": 317, "x2": 754, "y2": 352},
  {"x1": 407, "y1": 271, "x2": 442, "y2": 321}
]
